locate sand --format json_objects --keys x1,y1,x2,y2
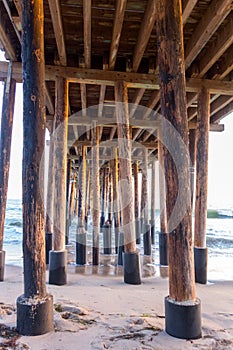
[{"x1": 0, "y1": 264, "x2": 233, "y2": 349}]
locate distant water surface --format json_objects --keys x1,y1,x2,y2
[{"x1": 3, "y1": 199, "x2": 233, "y2": 281}]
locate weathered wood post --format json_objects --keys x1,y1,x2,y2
[
  {"x1": 100, "y1": 168, "x2": 106, "y2": 228},
  {"x1": 133, "y1": 161, "x2": 140, "y2": 244},
  {"x1": 115, "y1": 80, "x2": 141, "y2": 284},
  {"x1": 158, "y1": 138, "x2": 168, "y2": 266},
  {"x1": 156, "y1": 0, "x2": 201, "y2": 339},
  {"x1": 0, "y1": 63, "x2": 16, "y2": 282},
  {"x1": 76, "y1": 146, "x2": 87, "y2": 265},
  {"x1": 194, "y1": 87, "x2": 210, "y2": 284},
  {"x1": 65, "y1": 159, "x2": 71, "y2": 244},
  {"x1": 141, "y1": 148, "x2": 151, "y2": 255},
  {"x1": 17, "y1": 0, "x2": 53, "y2": 335},
  {"x1": 150, "y1": 159, "x2": 156, "y2": 245},
  {"x1": 49, "y1": 77, "x2": 68, "y2": 285},
  {"x1": 45, "y1": 127, "x2": 55, "y2": 265},
  {"x1": 112, "y1": 149, "x2": 120, "y2": 253},
  {"x1": 85, "y1": 167, "x2": 91, "y2": 231},
  {"x1": 189, "y1": 129, "x2": 196, "y2": 209},
  {"x1": 92, "y1": 125, "x2": 100, "y2": 265}
]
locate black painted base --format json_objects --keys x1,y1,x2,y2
[
  {"x1": 76, "y1": 232, "x2": 86, "y2": 265},
  {"x1": 165, "y1": 296, "x2": 202, "y2": 339},
  {"x1": 92, "y1": 246, "x2": 99, "y2": 266},
  {"x1": 194, "y1": 247, "x2": 208, "y2": 284},
  {"x1": 135, "y1": 219, "x2": 141, "y2": 244},
  {"x1": 103, "y1": 223, "x2": 112, "y2": 254},
  {"x1": 114, "y1": 226, "x2": 119, "y2": 254},
  {"x1": 17, "y1": 294, "x2": 53, "y2": 336},
  {"x1": 123, "y1": 251, "x2": 141, "y2": 285},
  {"x1": 100, "y1": 215, "x2": 105, "y2": 229},
  {"x1": 117, "y1": 232, "x2": 124, "y2": 266},
  {"x1": 0, "y1": 250, "x2": 5, "y2": 281},
  {"x1": 45, "y1": 233, "x2": 53, "y2": 265},
  {"x1": 150, "y1": 220, "x2": 155, "y2": 245},
  {"x1": 49, "y1": 250, "x2": 67, "y2": 285},
  {"x1": 143, "y1": 224, "x2": 152, "y2": 255},
  {"x1": 159, "y1": 232, "x2": 168, "y2": 266}
]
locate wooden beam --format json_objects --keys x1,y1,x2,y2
[
  {"x1": 133, "y1": 0, "x2": 157, "y2": 72},
  {"x1": 83, "y1": 0, "x2": 91, "y2": 69},
  {"x1": 185, "y1": 0, "x2": 232, "y2": 69},
  {"x1": 198, "y1": 13, "x2": 233, "y2": 78},
  {"x1": 0, "y1": 20, "x2": 17, "y2": 61},
  {"x1": 129, "y1": 88, "x2": 145, "y2": 118},
  {"x1": 143, "y1": 90, "x2": 160, "y2": 119},
  {"x1": 210, "y1": 95, "x2": 233, "y2": 116},
  {"x1": 45, "y1": 82, "x2": 55, "y2": 115},
  {"x1": 209, "y1": 44, "x2": 233, "y2": 80},
  {"x1": 48, "y1": 0, "x2": 67, "y2": 66},
  {"x1": 211, "y1": 100, "x2": 233, "y2": 123},
  {"x1": 1, "y1": 61, "x2": 233, "y2": 96},
  {"x1": 2, "y1": 0, "x2": 21, "y2": 42},
  {"x1": 109, "y1": 0, "x2": 127, "y2": 70},
  {"x1": 182, "y1": 0, "x2": 198, "y2": 25},
  {"x1": 13, "y1": 0, "x2": 22, "y2": 18}
]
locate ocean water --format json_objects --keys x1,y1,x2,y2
[{"x1": 3, "y1": 199, "x2": 233, "y2": 281}]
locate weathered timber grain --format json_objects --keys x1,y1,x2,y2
[
  {"x1": 21, "y1": 0, "x2": 47, "y2": 298},
  {"x1": 115, "y1": 81, "x2": 136, "y2": 253},
  {"x1": 194, "y1": 87, "x2": 210, "y2": 247},
  {"x1": 141, "y1": 148, "x2": 149, "y2": 225},
  {"x1": 0, "y1": 64, "x2": 16, "y2": 251},
  {"x1": 77, "y1": 146, "x2": 86, "y2": 228},
  {"x1": 133, "y1": 161, "x2": 139, "y2": 220},
  {"x1": 53, "y1": 77, "x2": 68, "y2": 251},
  {"x1": 45, "y1": 128, "x2": 55, "y2": 234},
  {"x1": 158, "y1": 139, "x2": 167, "y2": 233},
  {"x1": 151, "y1": 159, "x2": 156, "y2": 223},
  {"x1": 156, "y1": 0, "x2": 196, "y2": 301},
  {"x1": 92, "y1": 125, "x2": 100, "y2": 265},
  {"x1": 189, "y1": 129, "x2": 196, "y2": 209}
]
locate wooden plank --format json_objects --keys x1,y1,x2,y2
[
  {"x1": 48, "y1": 0, "x2": 67, "y2": 66},
  {"x1": 21, "y1": 0, "x2": 46, "y2": 298},
  {"x1": 53, "y1": 77, "x2": 69, "y2": 252},
  {"x1": 182, "y1": 0, "x2": 198, "y2": 25},
  {"x1": 83, "y1": 0, "x2": 91, "y2": 69},
  {"x1": 109, "y1": 0, "x2": 127, "y2": 70},
  {"x1": 92, "y1": 125, "x2": 100, "y2": 265},
  {"x1": 185, "y1": 0, "x2": 232, "y2": 69},
  {"x1": 210, "y1": 95, "x2": 233, "y2": 116},
  {"x1": 211, "y1": 100, "x2": 233, "y2": 123},
  {"x1": 115, "y1": 81, "x2": 136, "y2": 253},
  {"x1": 0, "y1": 20, "x2": 17, "y2": 61},
  {"x1": 209, "y1": 44, "x2": 233, "y2": 80},
  {"x1": 194, "y1": 87, "x2": 210, "y2": 247},
  {"x1": 1, "y1": 62, "x2": 233, "y2": 96},
  {"x1": 0, "y1": 63, "x2": 16, "y2": 251},
  {"x1": 198, "y1": 13, "x2": 233, "y2": 78},
  {"x1": 157, "y1": 0, "x2": 196, "y2": 301},
  {"x1": 133, "y1": 0, "x2": 157, "y2": 72}
]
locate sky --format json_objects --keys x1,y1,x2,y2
[{"x1": 0, "y1": 52, "x2": 233, "y2": 209}]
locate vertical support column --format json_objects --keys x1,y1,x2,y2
[
  {"x1": 133, "y1": 161, "x2": 140, "y2": 244},
  {"x1": 17, "y1": 0, "x2": 53, "y2": 335},
  {"x1": 65, "y1": 159, "x2": 71, "y2": 245},
  {"x1": 100, "y1": 168, "x2": 106, "y2": 228},
  {"x1": 92, "y1": 125, "x2": 100, "y2": 265},
  {"x1": 45, "y1": 127, "x2": 55, "y2": 265},
  {"x1": 156, "y1": 0, "x2": 201, "y2": 339},
  {"x1": 141, "y1": 148, "x2": 151, "y2": 255},
  {"x1": 76, "y1": 146, "x2": 87, "y2": 265},
  {"x1": 158, "y1": 138, "x2": 168, "y2": 266},
  {"x1": 49, "y1": 77, "x2": 68, "y2": 285},
  {"x1": 194, "y1": 87, "x2": 210, "y2": 284},
  {"x1": 85, "y1": 167, "x2": 91, "y2": 231},
  {"x1": 189, "y1": 129, "x2": 196, "y2": 210},
  {"x1": 0, "y1": 63, "x2": 16, "y2": 281},
  {"x1": 150, "y1": 160, "x2": 156, "y2": 245},
  {"x1": 112, "y1": 149, "x2": 120, "y2": 254},
  {"x1": 115, "y1": 80, "x2": 141, "y2": 285}
]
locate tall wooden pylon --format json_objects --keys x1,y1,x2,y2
[
  {"x1": 17, "y1": 0, "x2": 53, "y2": 336},
  {"x1": 156, "y1": 0, "x2": 201, "y2": 339}
]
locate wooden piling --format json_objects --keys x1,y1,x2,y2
[
  {"x1": 194, "y1": 86, "x2": 210, "y2": 284},
  {"x1": 150, "y1": 159, "x2": 156, "y2": 244},
  {"x1": 92, "y1": 125, "x2": 100, "y2": 265},
  {"x1": 100, "y1": 168, "x2": 106, "y2": 228},
  {"x1": 65, "y1": 159, "x2": 71, "y2": 244},
  {"x1": 115, "y1": 80, "x2": 141, "y2": 284},
  {"x1": 112, "y1": 149, "x2": 120, "y2": 253},
  {"x1": 17, "y1": 0, "x2": 53, "y2": 335},
  {"x1": 189, "y1": 129, "x2": 196, "y2": 209},
  {"x1": 0, "y1": 63, "x2": 16, "y2": 253},
  {"x1": 156, "y1": 0, "x2": 201, "y2": 339},
  {"x1": 133, "y1": 161, "x2": 140, "y2": 244}
]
